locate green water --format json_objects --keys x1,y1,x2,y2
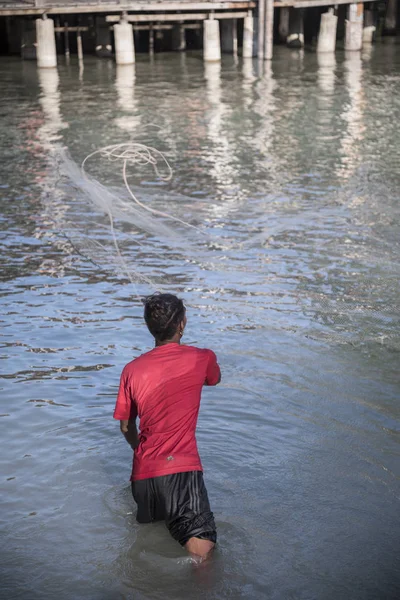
[{"x1": 0, "y1": 44, "x2": 399, "y2": 599}]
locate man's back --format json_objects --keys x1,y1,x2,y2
[{"x1": 114, "y1": 343, "x2": 220, "y2": 481}]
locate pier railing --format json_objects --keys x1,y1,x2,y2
[{"x1": 0, "y1": 0, "x2": 256, "y2": 8}]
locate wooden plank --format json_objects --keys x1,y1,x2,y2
[
  {"x1": 134, "y1": 24, "x2": 174, "y2": 30},
  {"x1": 0, "y1": 0, "x2": 380, "y2": 16},
  {"x1": 257, "y1": 0, "x2": 265, "y2": 59},
  {"x1": 277, "y1": 0, "x2": 377, "y2": 5},
  {"x1": 106, "y1": 11, "x2": 249, "y2": 22},
  {"x1": 0, "y1": 2, "x2": 256, "y2": 16},
  {"x1": 54, "y1": 26, "x2": 88, "y2": 31},
  {"x1": 290, "y1": 0, "x2": 376, "y2": 6}
]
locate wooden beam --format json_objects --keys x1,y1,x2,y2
[
  {"x1": 108, "y1": 23, "x2": 200, "y2": 30},
  {"x1": 277, "y1": 0, "x2": 377, "y2": 5},
  {"x1": 106, "y1": 11, "x2": 249, "y2": 23},
  {"x1": 0, "y1": 0, "x2": 379, "y2": 16},
  {"x1": 290, "y1": 0, "x2": 376, "y2": 6},
  {"x1": 0, "y1": 2, "x2": 256, "y2": 17},
  {"x1": 54, "y1": 26, "x2": 89, "y2": 32},
  {"x1": 134, "y1": 24, "x2": 174, "y2": 30}
]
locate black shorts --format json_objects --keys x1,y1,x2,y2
[{"x1": 131, "y1": 470, "x2": 217, "y2": 546}]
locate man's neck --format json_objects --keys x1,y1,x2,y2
[{"x1": 155, "y1": 336, "x2": 181, "y2": 347}]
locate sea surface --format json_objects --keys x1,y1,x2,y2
[{"x1": 0, "y1": 42, "x2": 400, "y2": 600}]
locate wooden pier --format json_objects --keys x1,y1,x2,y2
[{"x1": 0, "y1": 0, "x2": 395, "y2": 64}]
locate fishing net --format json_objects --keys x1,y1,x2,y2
[{"x1": 51, "y1": 143, "x2": 399, "y2": 353}]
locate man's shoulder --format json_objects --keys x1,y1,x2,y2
[
  {"x1": 182, "y1": 345, "x2": 215, "y2": 359},
  {"x1": 122, "y1": 348, "x2": 156, "y2": 373}
]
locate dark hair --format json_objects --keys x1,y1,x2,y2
[{"x1": 142, "y1": 293, "x2": 185, "y2": 341}]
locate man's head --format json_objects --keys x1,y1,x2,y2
[{"x1": 143, "y1": 293, "x2": 186, "y2": 342}]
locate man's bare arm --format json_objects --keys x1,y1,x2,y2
[{"x1": 120, "y1": 419, "x2": 139, "y2": 450}]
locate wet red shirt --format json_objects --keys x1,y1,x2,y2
[{"x1": 113, "y1": 343, "x2": 221, "y2": 481}]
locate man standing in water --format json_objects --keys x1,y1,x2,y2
[{"x1": 114, "y1": 293, "x2": 221, "y2": 560}]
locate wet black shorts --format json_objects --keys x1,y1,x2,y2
[{"x1": 131, "y1": 470, "x2": 216, "y2": 546}]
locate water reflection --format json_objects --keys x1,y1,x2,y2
[
  {"x1": 114, "y1": 64, "x2": 140, "y2": 133},
  {"x1": 34, "y1": 68, "x2": 74, "y2": 275},
  {"x1": 1, "y1": 50, "x2": 400, "y2": 600},
  {"x1": 361, "y1": 43, "x2": 373, "y2": 62},
  {"x1": 317, "y1": 52, "x2": 336, "y2": 97},
  {"x1": 242, "y1": 57, "x2": 256, "y2": 80},
  {"x1": 253, "y1": 62, "x2": 279, "y2": 188},
  {"x1": 204, "y1": 61, "x2": 239, "y2": 217},
  {"x1": 37, "y1": 68, "x2": 67, "y2": 148},
  {"x1": 336, "y1": 52, "x2": 365, "y2": 181}
]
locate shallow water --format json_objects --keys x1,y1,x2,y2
[{"x1": 1, "y1": 43, "x2": 400, "y2": 600}]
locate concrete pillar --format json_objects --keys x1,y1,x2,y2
[
  {"x1": 258, "y1": 0, "x2": 265, "y2": 59},
  {"x1": 96, "y1": 16, "x2": 112, "y2": 57},
  {"x1": 363, "y1": 9, "x2": 376, "y2": 43},
  {"x1": 63, "y1": 21, "x2": 70, "y2": 61},
  {"x1": 77, "y1": 30, "x2": 83, "y2": 62},
  {"x1": 113, "y1": 21, "x2": 135, "y2": 65},
  {"x1": 221, "y1": 19, "x2": 234, "y2": 53},
  {"x1": 317, "y1": 9, "x2": 338, "y2": 53},
  {"x1": 287, "y1": 8, "x2": 304, "y2": 48},
  {"x1": 243, "y1": 14, "x2": 255, "y2": 57},
  {"x1": 279, "y1": 7, "x2": 290, "y2": 43},
  {"x1": 149, "y1": 26, "x2": 154, "y2": 55},
  {"x1": 345, "y1": 3, "x2": 363, "y2": 51},
  {"x1": 203, "y1": 19, "x2": 221, "y2": 62},
  {"x1": 233, "y1": 20, "x2": 238, "y2": 56},
  {"x1": 36, "y1": 17, "x2": 57, "y2": 68},
  {"x1": 384, "y1": 0, "x2": 397, "y2": 34},
  {"x1": 172, "y1": 23, "x2": 186, "y2": 51},
  {"x1": 264, "y1": 0, "x2": 274, "y2": 59}
]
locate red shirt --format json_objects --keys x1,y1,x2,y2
[{"x1": 113, "y1": 343, "x2": 221, "y2": 481}]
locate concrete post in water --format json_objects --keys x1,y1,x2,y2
[
  {"x1": 36, "y1": 16, "x2": 57, "y2": 68},
  {"x1": 203, "y1": 18, "x2": 221, "y2": 62},
  {"x1": 149, "y1": 26, "x2": 155, "y2": 55},
  {"x1": 172, "y1": 23, "x2": 186, "y2": 51},
  {"x1": 384, "y1": 0, "x2": 397, "y2": 34},
  {"x1": 345, "y1": 3, "x2": 363, "y2": 51},
  {"x1": 258, "y1": 0, "x2": 265, "y2": 59},
  {"x1": 77, "y1": 30, "x2": 83, "y2": 62},
  {"x1": 64, "y1": 21, "x2": 70, "y2": 61},
  {"x1": 233, "y1": 19, "x2": 238, "y2": 56},
  {"x1": 264, "y1": 0, "x2": 274, "y2": 59},
  {"x1": 113, "y1": 19, "x2": 135, "y2": 65},
  {"x1": 279, "y1": 7, "x2": 290, "y2": 43},
  {"x1": 55, "y1": 17, "x2": 61, "y2": 50},
  {"x1": 243, "y1": 13, "x2": 255, "y2": 58},
  {"x1": 287, "y1": 8, "x2": 304, "y2": 48},
  {"x1": 317, "y1": 9, "x2": 338, "y2": 53},
  {"x1": 363, "y1": 9, "x2": 376, "y2": 43}
]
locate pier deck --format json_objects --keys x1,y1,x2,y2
[{"x1": 0, "y1": 0, "x2": 379, "y2": 16}]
